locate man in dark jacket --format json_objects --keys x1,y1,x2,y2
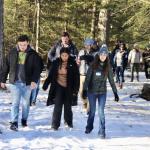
[
  {"x1": 47, "y1": 32, "x2": 78, "y2": 68},
  {"x1": 0, "y1": 35, "x2": 42, "y2": 131}
]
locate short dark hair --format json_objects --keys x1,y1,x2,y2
[
  {"x1": 60, "y1": 47, "x2": 70, "y2": 55},
  {"x1": 61, "y1": 32, "x2": 70, "y2": 38},
  {"x1": 17, "y1": 35, "x2": 29, "y2": 42}
]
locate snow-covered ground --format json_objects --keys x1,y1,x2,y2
[{"x1": 0, "y1": 71, "x2": 150, "y2": 150}]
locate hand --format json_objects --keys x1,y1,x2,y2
[
  {"x1": 1, "y1": 83, "x2": 6, "y2": 89},
  {"x1": 30, "y1": 82, "x2": 37, "y2": 90},
  {"x1": 82, "y1": 90, "x2": 87, "y2": 99},
  {"x1": 114, "y1": 92, "x2": 119, "y2": 102}
]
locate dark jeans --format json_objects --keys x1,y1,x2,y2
[
  {"x1": 52, "y1": 83, "x2": 73, "y2": 128},
  {"x1": 116, "y1": 66, "x2": 124, "y2": 84},
  {"x1": 86, "y1": 93, "x2": 106, "y2": 133},
  {"x1": 130, "y1": 63, "x2": 140, "y2": 81}
]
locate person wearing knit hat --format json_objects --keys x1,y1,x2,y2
[
  {"x1": 82, "y1": 44, "x2": 119, "y2": 139},
  {"x1": 98, "y1": 44, "x2": 109, "y2": 56},
  {"x1": 77, "y1": 38, "x2": 96, "y2": 113},
  {"x1": 84, "y1": 38, "x2": 94, "y2": 46}
]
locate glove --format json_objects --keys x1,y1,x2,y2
[
  {"x1": 114, "y1": 92, "x2": 119, "y2": 102},
  {"x1": 82, "y1": 90, "x2": 87, "y2": 99}
]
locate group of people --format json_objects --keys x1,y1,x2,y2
[
  {"x1": 0, "y1": 32, "x2": 149, "y2": 139},
  {"x1": 111, "y1": 41, "x2": 150, "y2": 89}
]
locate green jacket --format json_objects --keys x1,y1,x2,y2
[{"x1": 83, "y1": 63, "x2": 117, "y2": 94}]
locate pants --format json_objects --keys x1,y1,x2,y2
[
  {"x1": 86, "y1": 93, "x2": 106, "y2": 133},
  {"x1": 79, "y1": 75, "x2": 88, "y2": 109},
  {"x1": 52, "y1": 83, "x2": 73, "y2": 128},
  {"x1": 116, "y1": 66, "x2": 124, "y2": 84},
  {"x1": 130, "y1": 63, "x2": 140, "y2": 81},
  {"x1": 10, "y1": 82, "x2": 31, "y2": 123}
]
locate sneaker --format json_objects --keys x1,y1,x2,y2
[
  {"x1": 10, "y1": 122, "x2": 18, "y2": 131},
  {"x1": 21, "y1": 119, "x2": 27, "y2": 127}
]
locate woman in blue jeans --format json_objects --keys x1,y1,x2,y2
[{"x1": 82, "y1": 44, "x2": 119, "y2": 139}]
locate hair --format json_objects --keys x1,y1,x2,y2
[
  {"x1": 61, "y1": 32, "x2": 70, "y2": 38},
  {"x1": 59, "y1": 47, "x2": 70, "y2": 69},
  {"x1": 92, "y1": 54, "x2": 110, "y2": 76},
  {"x1": 17, "y1": 35, "x2": 29, "y2": 42}
]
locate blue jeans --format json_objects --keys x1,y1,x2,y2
[
  {"x1": 116, "y1": 66, "x2": 124, "y2": 84},
  {"x1": 9, "y1": 82, "x2": 31, "y2": 123},
  {"x1": 30, "y1": 79, "x2": 40, "y2": 103},
  {"x1": 86, "y1": 93, "x2": 106, "y2": 133}
]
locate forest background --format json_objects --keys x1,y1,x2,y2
[{"x1": 0, "y1": 0, "x2": 150, "y2": 62}]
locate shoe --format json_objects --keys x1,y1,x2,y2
[
  {"x1": 31, "y1": 102, "x2": 36, "y2": 106},
  {"x1": 85, "y1": 128, "x2": 92, "y2": 134},
  {"x1": 98, "y1": 130, "x2": 106, "y2": 139},
  {"x1": 119, "y1": 84, "x2": 123, "y2": 89},
  {"x1": 21, "y1": 119, "x2": 27, "y2": 127},
  {"x1": 50, "y1": 126, "x2": 58, "y2": 131},
  {"x1": 10, "y1": 122, "x2": 18, "y2": 131}
]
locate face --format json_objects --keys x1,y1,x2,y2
[
  {"x1": 18, "y1": 41, "x2": 28, "y2": 52},
  {"x1": 61, "y1": 36, "x2": 70, "y2": 45},
  {"x1": 60, "y1": 52, "x2": 69, "y2": 62},
  {"x1": 85, "y1": 45, "x2": 91, "y2": 51},
  {"x1": 99, "y1": 53, "x2": 107, "y2": 62}
]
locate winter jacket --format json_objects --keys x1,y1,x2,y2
[
  {"x1": 83, "y1": 63, "x2": 117, "y2": 94},
  {"x1": 78, "y1": 49, "x2": 96, "y2": 75},
  {"x1": 128, "y1": 49, "x2": 142, "y2": 64},
  {"x1": 43, "y1": 57, "x2": 80, "y2": 106},
  {"x1": 114, "y1": 50, "x2": 128, "y2": 68},
  {"x1": 0, "y1": 46, "x2": 43, "y2": 85},
  {"x1": 48, "y1": 40, "x2": 78, "y2": 63}
]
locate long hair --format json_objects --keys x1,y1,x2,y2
[
  {"x1": 92, "y1": 54, "x2": 110, "y2": 76},
  {"x1": 59, "y1": 47, "x2": 70, "y2": 69}
]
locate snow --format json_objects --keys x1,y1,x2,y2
[{"x1": 0, "y1": 71, "x2": 150, "y2": 150}]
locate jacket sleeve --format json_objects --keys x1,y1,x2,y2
[
  {"x1": 0, "y1": 54, "x2": 10, "y2": 83},
  {"x1": 48, "y1": 44, "x2": 57, "y2": 62},
  {"x1": 31, "y1": 54, "x2": 43, "y2": 83},
  {"x1": 83, "y1": 67, "x2": 93, "y2": 91},
  {"x1": 108, "y1": 66, "x2": 117, "y2": 94},
  {"x1": 72, "y1": 62, "x2": 80, "y2": 94},
  {"x1": 42, "y1": 63, "x2": 54, "y2": 90}
]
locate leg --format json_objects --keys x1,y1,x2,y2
[
  {"x1": 51, "y1": 84, "x2": 64, "y2": 129},
  {"x1": 22, "y1": 84, "x2": 31, "y2": 124},
  {"x1": 130, "y1": 64, "x2": 134, "y2": 81},
  {"x1": 85, "y1": 93, "x2": 96, "y2": 133},
  {"x1": 98, "y1": 94, "x2": 106, "y2": 138},
  {"x1": 10, "y1": 83, "x2": 21, "y2": 124},
  {"x1": 64, "y1": 90, "x2": 73, "y2": 127},
  {"x1": 79, "y1": 75, "x2": 88, "y2": 110}
]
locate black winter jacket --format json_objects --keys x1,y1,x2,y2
[
  {"x1": 43, "y1": 57, "x2": 80, "y2": 106},
  {"x1": 0, "y1": 46, "x2": 43, "y2": 85}
]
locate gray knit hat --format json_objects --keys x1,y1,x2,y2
[{"x1": 98, "y1": 44, "x2": 109, "y2": 55}]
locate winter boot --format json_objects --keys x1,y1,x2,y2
[
  {"x1": 10, "y1": 122, "x2": 18, "y2": 131},
  {"x1": 21, "y1": 119, "x2": 27, "y2": 127},
  {"x1": 98, "y1": 129, "x2": 106, "y2": 139}
]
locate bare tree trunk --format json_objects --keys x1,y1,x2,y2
[
  {"x1": 35, "y1": 0, "x2": 40, "y2": 52},
  {"x1": 0, "y1": 0, "x2": 4, "y2": 69},
  {"x1": 98, "y1": 0, "x2": 110, "y2": 45},
  {"x1": 91, "y1": 1, "x2": 97, "y2": 39}
]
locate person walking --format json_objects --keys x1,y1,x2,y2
[
  {"x1": 47, "y1": 31, "x2": 78, "y2": 68},
  {"x1": 77, "y1": 38, "x2": 97, "y2": 112},
  {"x1": 128, "y1": 44, "x2": 143, "y2": 82},
  {"x1": 43, "y1": 47, "x2": 80, "y2": 130},
  {"x1": 82, "y1": 44, "x2": 119, "y2": 139},
  {"x1": 0, "y1": 35, "x2": 43, "y2": 131}
]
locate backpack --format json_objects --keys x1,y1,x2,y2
[{"x1": 130, "y1": 84, "x2": 150, "y2": 101}]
